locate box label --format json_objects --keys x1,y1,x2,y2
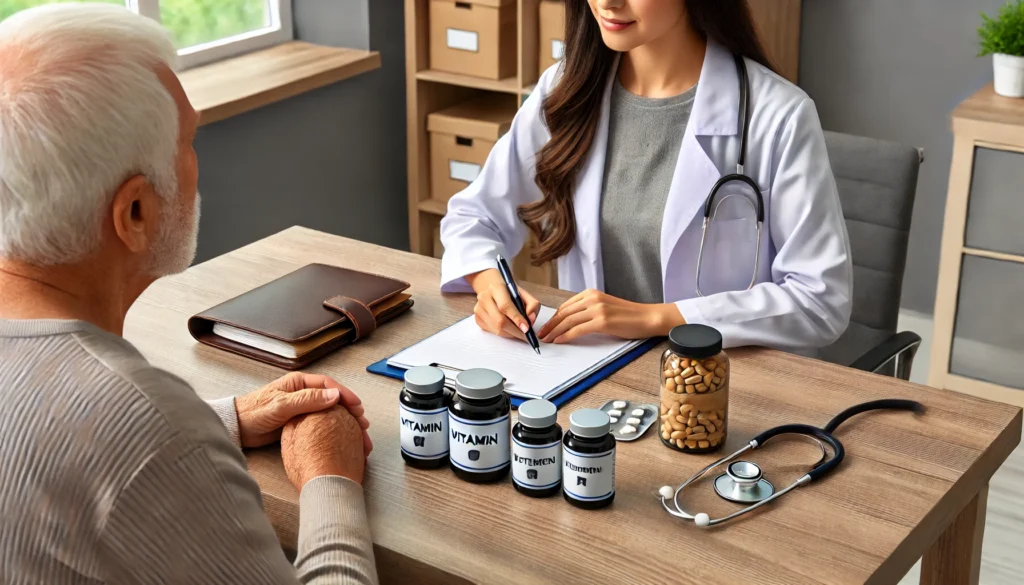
[
  {"x1": 552, "y1": 39, "x2": 565, "y2": 61},
  {"x1": 449, "y1": 160, "x2": 482, "y2": 183},
  {"x1": 446, "y1": 28, "x2": 479, "y2": 52}
]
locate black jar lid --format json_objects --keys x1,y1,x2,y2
[
  {"x1": 668, "y1": 324, "x2": 723, "y2": 359},
  {"x1": 403, "y1": 366, "x2": 446, "y2": 395},
  {"x1": 518, "y1": 399, "x2": 557, "y2": 428}
]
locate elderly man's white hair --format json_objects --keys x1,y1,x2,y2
[{"x1": 0, "y1": 3, "x2": 180, "y2": 265}]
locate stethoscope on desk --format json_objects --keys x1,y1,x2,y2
[
  {"x1": 695, "y1": 54, "x2": 764, "y2": 298},
  {"x1": 659, "y1": 399, "x2": 925, "y2": 528}
]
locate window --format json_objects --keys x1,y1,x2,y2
[{"x1": 2, "y1": 0, "x2": 293, "y2": 69}]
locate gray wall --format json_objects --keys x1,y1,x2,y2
[
  {"x1": 800, "y1": 0, "x2": 1006, "y2": 315},
  {"x1": 192, "y1": 0, "x2": 407, "y2": 263}
]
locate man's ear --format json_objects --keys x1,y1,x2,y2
[{"x1": 111, "y1": 175, "x2": 159, "y2": 255}]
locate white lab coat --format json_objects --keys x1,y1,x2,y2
[{"x1": 439, "y1": 40, "x2": 853, "y2": 350}]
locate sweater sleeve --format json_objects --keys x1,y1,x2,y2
[
  {"x1": 99, "y1": 434, "x2": 378, "y2": 585},
  {"x1": 296, "y1": 476, "x2": 379, "y2": 584},
  {"x1": 205, "y1": 396, "x2": 241, "y2": 448}
]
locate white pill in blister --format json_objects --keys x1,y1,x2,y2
[
  {"x1": 608, "y1": 409, "x2": 622, "y2": 417},
  {"x1": 626, "y1": 417, "x2": 642, "y2": 426},
  {"x1": 613, "y1": 400, "x2": 627, "y2": 409},
  {"x1": 609, "y1": 417, "x2": 619, "y2": 423},
  {"x1": 619, "y1": 425, "x2": 637, "y2": 434},
  {"x1": 631, "y1": 408, "x2": 646, "y2": 417}
]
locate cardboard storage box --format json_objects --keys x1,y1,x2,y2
[
  {"x1": 427, "y1": 95, "x2": 517, "y2": 204},
  {"x1": 430, "y1": 0, "x2": 517, "y2": 80},
  {"x1": 539, "y1": 0, "x2": 565, "y2": 73}
]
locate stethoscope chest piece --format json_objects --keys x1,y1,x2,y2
[{"x1": 713, "y1": 461, "x2": 774, "y2": 504}]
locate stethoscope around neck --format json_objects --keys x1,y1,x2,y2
[
  {"x1": 695, "y1": 55, "x2": 765, "y2": 298},
  {"x1": 659, "y1": 399, "x2": 924, "y2": 528}
]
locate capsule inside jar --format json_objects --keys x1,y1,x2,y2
[{"x1": 659, "y1": 324, "x2": 729, "y2": 454}]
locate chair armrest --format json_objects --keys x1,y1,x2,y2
[{"x1": 849, "y1": 331, "x2": 923, "y2": 381}]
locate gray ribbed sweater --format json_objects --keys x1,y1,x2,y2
[
  {"x1": 0, "y1": 319, "x2": 378, "y2": 585},
  {"x1": 599, "y1": 80, "x2": 697, "y2": 304}
]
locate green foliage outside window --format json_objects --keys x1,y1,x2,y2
[{"x1": 0, "y1": 0, "x2": 267, "y2": 50}]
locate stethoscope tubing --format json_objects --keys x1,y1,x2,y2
[
  {"x1": 694, "y1": 55, "x2": 765, "y2": 298},
  {"x1": 660, "y1": 399, "x2": 924, "y2": 528}
]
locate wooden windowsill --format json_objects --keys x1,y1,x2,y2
[{"x1": 179, "y1": 41, "x2": 381, "y2": 127}]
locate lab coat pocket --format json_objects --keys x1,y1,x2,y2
[{"x1": 695, "y1": 188, "x2": 765, "y2": 296}]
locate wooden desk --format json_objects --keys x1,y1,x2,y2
[{"x1": 125, "y1": 227, "x2": 1021, "y2": 585}]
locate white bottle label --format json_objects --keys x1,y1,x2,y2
[
  {"x1": 399, "y1": 404, "x2": 449, "y2": 460},
  {"x1": 512, "y1": 439, "x2": 562, "y2": 490},
  {"x1": 562, "y1": 446, "x2": 615, "y2": 501},
  {"x1": 449, "y1": 413, "x2": 510, "y2": 473}
]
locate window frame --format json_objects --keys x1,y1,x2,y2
[{"x1": 128, "y1": 0, "x2": 293, "y2": 69}]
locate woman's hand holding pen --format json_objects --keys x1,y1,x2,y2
[
  {"x1": 467, "y1": 268, "x2": 541, "y2": 342},
  {"x1": 538, "y1": 289, "x2": 685, "y2": 344}
]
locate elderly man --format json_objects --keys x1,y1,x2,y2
[{"x1": 0, "y1": 4, "x2": 378, "y2": 584}]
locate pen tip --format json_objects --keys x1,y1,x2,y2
[{"x1": 534, "y1": 347, "x2": 541, "y2": 355}]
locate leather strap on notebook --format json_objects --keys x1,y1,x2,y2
[{"x1": 324, "y1": 295, "x2": 377, "y2": 340}]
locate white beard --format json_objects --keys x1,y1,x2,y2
[{"x1": 149, "y1": 191, "x2": 200, "y2": 277}]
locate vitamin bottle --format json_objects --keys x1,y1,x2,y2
[
  {"x1": 562, "y1": 408, "x2": 616, "y2": 509},
  {"x1": 659, "y1": 324, "x2": 729, "y2": 454},
  {"x1": 511, "y1": 399, "x2": 562, "y2": 497},
  {"x1": 399, "y1": 366, "x2": 452, "y2": 469},
  {"x1": 448, "y1": 368, "x2": 511, "y2": 482}
]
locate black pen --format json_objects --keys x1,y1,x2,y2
[{"x1": 495, "y1": 255, "x2": 541, "y2": 355}]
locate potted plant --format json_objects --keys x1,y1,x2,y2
[{"x1": 979, "y1": 0, "x2": 1024, "y2": 98}]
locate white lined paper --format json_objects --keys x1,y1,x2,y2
[{"x1": 388, "y1": 306, "x2": 646, "y2": 400}]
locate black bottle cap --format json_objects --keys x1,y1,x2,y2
[{"x1": 667, "y1": 324, "x2": 723, "y2": 359}]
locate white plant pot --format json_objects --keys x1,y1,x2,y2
[{"x1": 993, "y1": 53, "x2": 1024, "y2": 98}]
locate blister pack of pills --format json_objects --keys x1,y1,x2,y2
[{"x1": 599, "y1": 399, "x2": 658, "y2": 442}]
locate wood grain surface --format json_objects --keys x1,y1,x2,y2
[
  {"x1": 952, "y1": 84, "x2": 1024, "y2": 130},
  {"x1": 920, "y1": 485, "x2": 987, "y2": 585},
  {"x1": 124, "y1": 227, "x2": 1022, "y2": 585},
  {"x1": 180, "y1": 41, "x2": 381, "y2": 127}
]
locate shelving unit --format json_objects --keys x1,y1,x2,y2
[
  {"x1": 929, "y1": 84, "x2": 1024, "y2": 408},
  {"x1": 405, "y1": 0, "x2": 802, "y2": 287}
]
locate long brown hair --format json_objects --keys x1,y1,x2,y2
[{"x1": 518, "y1": 0, "x2": 776, "y2": 265}]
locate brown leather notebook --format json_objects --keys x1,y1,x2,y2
[{"x1": 188, "y1": 263, "x2": 414, "y2": 369}]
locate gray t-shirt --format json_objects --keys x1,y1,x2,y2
[
  {"x1": 599, "y1": 80, "x2": 697, "y2": 304},
  {"x1": 0, "y1": 319, "x2": 378, "y2": 585}
]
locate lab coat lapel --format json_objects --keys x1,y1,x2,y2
[
  {"x1": 573, "y1": 56, "x2": 619, "y2": 291},
  {"x1": 660, "y1": 41, "x2": 742, "y2": 281}
]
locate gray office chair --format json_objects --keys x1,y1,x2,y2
[{"x1": 808, "y1": 131, "x2": 922, "y2": 380}]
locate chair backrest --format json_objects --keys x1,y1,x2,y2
[{"x1": 808, "y1": 131, "x2": 921, "y2": 367}]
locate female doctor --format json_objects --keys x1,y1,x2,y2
[{"x1": 439, "y1": 0, "x2": 852, "y2": 350}]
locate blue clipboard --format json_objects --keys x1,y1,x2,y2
[{"x1": 367, "y1": 337, "x2": 662, "y2": 408}]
